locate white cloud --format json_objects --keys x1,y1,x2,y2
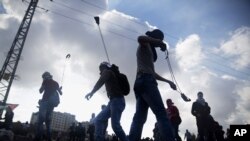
[
  {"x1": 176, "y1": 34, "x2": 205, "y2": 71},
  {"x1": 219, "y1": 26, "x2": 250, "y2": 70},
  {"x1": 226, "y1": 86, "x2": 250, "y2": 124},
  {"x1": 1, "y1": 0, "x2": 250, "y2": 139},
  {"x1": 0, "y1": 0, "x2": 143, "y2": 136},
  {"x1": 1, "y1": 0, "x2": 26, "y2": 20}
]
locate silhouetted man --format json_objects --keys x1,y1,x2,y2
[
  {"x1": 191, "y1": 92, "x2": 210, "y2": 141},
  {"x1": 129, "y1": 29, "x2": 176, "y2": 141},
  {"x1": 35, "y1": 71, "x2": 62, "y2": 141},
  {"x1": 85, "y1": 62, "x2": 128, "y2": 141},
  {"x1": 184, "y1": 129, "x2": 192, "y2": 141}
]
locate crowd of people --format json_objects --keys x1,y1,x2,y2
[
  {"x1": 153, "y1": 93, "x2": 228, "y2": 141},
  {"x1": 0, "y1": 29, "x2": 233, "y2": 141},
  {"x1": 68, "y1": 123, "x2": 86, "y2": 141}
]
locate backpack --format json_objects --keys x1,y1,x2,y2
[
  {"x1": 48, "y1": 92, "x2": 60, "y2": 107},
  {"x1": 110, "y1": 64, "x2": 130, "y2": 96}
]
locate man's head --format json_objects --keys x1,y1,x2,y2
[
  {"x1": 166, "y1": 99, "x2": 174, "y2": 107},
  {"x1": 197, "y1": 91, "x2": 203, "y2": 99},
  {"x1": 145, "y1": 29, "x2": 164, "y2": 41},
  {"x1": 42, "y1": 71, "x2": 52, "y2": 80},
  {"x1": 99, "y1": 61, "x2": 111, "y2": 73}
]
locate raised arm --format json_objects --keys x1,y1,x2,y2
[{"x1": 138, "y1": 35, "x2": 166, "y2": 51}]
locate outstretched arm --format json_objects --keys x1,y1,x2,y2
[
  {"x1": 154, "y1": 72, "x2": 176, "y2": 90},
  {"x1": 85, "y1": 70, "x2": 110, "y2": 100}
]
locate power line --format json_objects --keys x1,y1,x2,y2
[
  {"x1": 204, "y1": 59, "x2": 250, "y2": 77},
  {"x1": 78, "y1": 0, "x2": 180, "y2": 41},
  {"x1": 51, "y1": 0, "x2": 142, "y2": 35},
  {"x1": 79, "y1": 0, "x2": 146, "y2": 27},
  {"x1": 40, "y1": 1, "x2": 178, "y2": 44},
  {"x1": 40, "y1": 6, "x2": 250, "y2": 80},
  {"x1": 167, "y1": 50, "x2": 250, "y2": 79},
  {"x1": 44, "y1": 0, "x2": 181, "y2": 42},
  {"x1": 204, "y1": 63, "x2": 250, "y2": 81},
  {"x1": 33, "y1": 3, "x2": 137, "y2": 42},
  {"x1": 51, "y1": 0, "x2": 182, "y2": 42},
  {"x1": 22, "y1": 0, "x2": 93, "y2": 26},
  {"x1": 203, "y1": 48, "x2": 250, "y2": 71},
  {"x1": 22, "y1": 1, "x2": 250, "y2": 81}
]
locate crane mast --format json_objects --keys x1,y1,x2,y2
[{"x1": 0, "y1": 0, "x2": 39, "y2": 116}]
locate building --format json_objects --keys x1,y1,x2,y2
[
  {"x1": 51, "y1": 111, "x2": 76, "y2": 132},
  {"x1": 30, "y1": 112, "x2": 38, "y2": 125},
  {"x1": 30, "y1": 111, "x2": 76, "y2": 132}
]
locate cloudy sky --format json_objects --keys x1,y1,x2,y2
[{"x1": 1, "y1": 0, "x2": 250, "y2": 139}]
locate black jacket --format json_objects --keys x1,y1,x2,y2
[{"x1": 191, "y1": 101, "x2": 210, "y2": 118}]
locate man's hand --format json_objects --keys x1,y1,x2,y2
[
  {"x1": 160, "y1": 42, "x2": 166, "y2": 51},
  {"x1": 169, "y1": 81, "x2": 177, "y2": 90},
  {"x1": 85, "y1": 93, "x2": 93, "y2": 100}
]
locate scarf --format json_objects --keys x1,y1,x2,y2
[{"x1": 196, "y1": 97, "x2": 206, "y2": 106}]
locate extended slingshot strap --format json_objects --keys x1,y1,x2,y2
[
  {"x1": 165, "y1": 47, "x2": 191, "y2": 102},
  {"x1": 94, "y1": 16, "x2": 111, "y2": 63},
  {"x1": 60, "y1": 54, "x2": 71, "y2": 86}
]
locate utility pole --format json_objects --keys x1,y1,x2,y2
[{"x1": 0, "y1": 0, "x2": 39, "y2": 116}]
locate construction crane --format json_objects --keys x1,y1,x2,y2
[{"x1": 0, "y1": 0, "x2": 39, "y2": 117}]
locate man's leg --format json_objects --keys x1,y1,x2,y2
[
  {"x1": 129, "y1": 76, "x2": 149, "y2": 141},
  {"x1": 94, "y1": 103, "x2": 111, "y2": 141},
  {"x1": 110, "y1": 97, "x2": 128, "y2": 141},
  {"x1": 35, "y1": 101, "x2": 47, "y2": 141},
  {"x1": 142, "y1": 77, "x2": 174, "y2": 141},
  {"x1": 197, "y1": 119, "x2": 205, "y2": 141},
  {"x1": 129, "y1": 97, "x2": 148, "y2": 141},
  {"x1": 173, "y1": 124, "x2": 182, "y2": 141},
  {"x1": 45, "y1": 104, "x2": 54, "y2": 141}
]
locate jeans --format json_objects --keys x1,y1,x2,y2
[
  {"x1": 197, "y1": 115, "x2": 215, "y2": 141},
  {"x1": 94, "y1": 97, "x2": 128, "y2": 141},
  {"x1": 172, "y1": 122, "x2": 182, "y2": 141},
  {"x1": 129, "y1": 73, "x2": 174, "y2": 141},
  {"x1": 36, "y1": 100, "x2": 54, "y2": 141}
]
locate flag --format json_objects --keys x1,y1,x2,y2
[{"x1": 6, "y1": 103, "x2": 19, "y2": 110}]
